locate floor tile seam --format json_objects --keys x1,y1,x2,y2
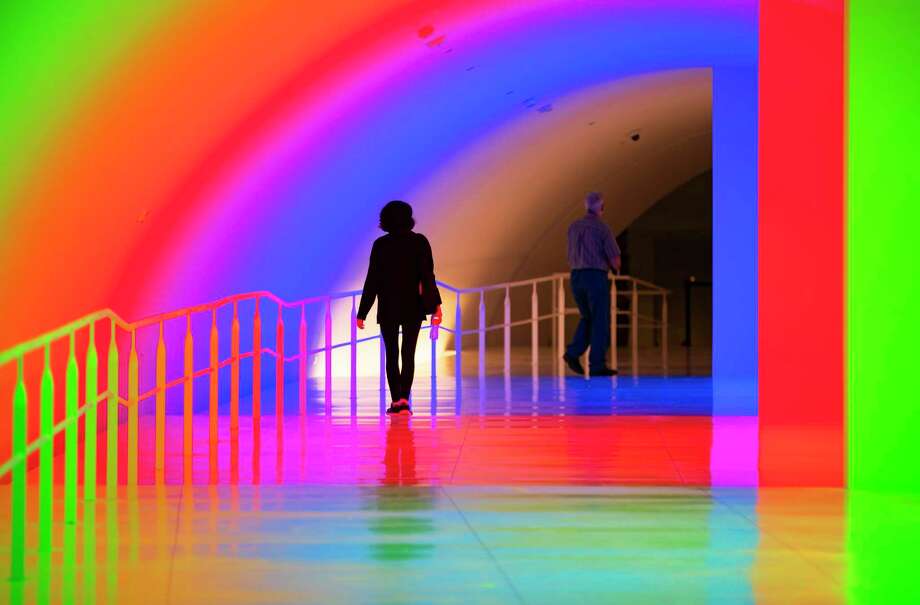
[
  {"x1": 653, "y1": 420, "x2": 688, "y2": 485},
  {"x1": 164, "y1": 484, "x2": 185, "y2": 605},
  {"x1": 710, "y1": 492, "x2": 845, "y2": 588},
  {"x1": 447, "y1": 416, "x2": 473, "y2": 485},
  {"x1": 441, "y1": 486, "x2": 528, "y2": 605}
]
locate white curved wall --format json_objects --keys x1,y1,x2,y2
[{"x1": 406, "y1": 69, "x2": 712, "y2": 290}]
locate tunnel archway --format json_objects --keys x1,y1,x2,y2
[
  {"x1": 0, "y1": 2, "x2": 755, "y2": 347},
  {"x1": 0, "y1": 0, "x2": 852, "y2": 489}
]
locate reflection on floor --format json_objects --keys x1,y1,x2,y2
[
  {"x1": 2, "y1": 377, "x2": 915, "y2": 603},
  {"x1": 124, "y1": 376, "x2": 756, "y2": 485},
  {"x1": 144, "y1": 414, "x2": 757, "y2": 486},
  {"x1": 3, "y1": 485, "x2": 918, "y2": 604}
]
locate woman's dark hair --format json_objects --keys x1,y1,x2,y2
[{"x1": 378, "y1": 200, "x2": 415, "y2": 233}]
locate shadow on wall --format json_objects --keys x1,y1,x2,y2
[{"x1": 620, "y1": 171, "x2": 712, "y2": 350}]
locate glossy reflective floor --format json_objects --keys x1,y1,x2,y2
[{"x1": 2, "y1": 376, "x2": 917, "y2": 603}]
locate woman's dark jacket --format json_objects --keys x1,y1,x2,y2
[{"x1": 357, "y1": 231, "x2": 442, "y2": 325}]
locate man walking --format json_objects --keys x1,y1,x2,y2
[{"x1": 563, "y1": 192, "x2": 621, "y2": 377}]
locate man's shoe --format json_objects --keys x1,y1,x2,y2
[
  {"x1": 386, "y1": 402, "x2": 404, "y2": 414},
  {"x1": 562, "y1": 353, "x2": 585, "y2": 375},
  {"x1": 589, "y1": 367, "x2": 618, "y2": 377}
]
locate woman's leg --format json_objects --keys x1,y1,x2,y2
[
  {"x1": 399, "y1": 320, "x2": 423, "y2": 400},
  {"x1": 379, "y1": 322, "x2": 401, "y2": 402}
]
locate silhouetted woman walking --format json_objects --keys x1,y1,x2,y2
[{"x1": 357, "y1": 201, "x2": 442, "y2": 415}]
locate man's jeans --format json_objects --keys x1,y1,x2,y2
[{"x1": 565, "y1": 269, "x2": 611, "y2": 371}]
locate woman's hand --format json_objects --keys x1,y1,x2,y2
[
  {"x1": 356, "y1": 318, "x2": 365, "y2": 330},
  {"x1": 432, "y1": 305, "x2": 443, "y2": 325}
]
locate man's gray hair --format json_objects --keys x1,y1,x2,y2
[{"x1": 585, "y1": 191, "x2": 603, "y2": 211}]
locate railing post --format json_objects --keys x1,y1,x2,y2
[
  {"x1": 454, "y1": 291, "x2": 462, "y2": 403},
  {"x1": 65, "y1": 333, "x2": 78, "y2": 524},
  {"x1": 209, "y1": 311, "x2": 219, "y2": 483},
  {"x1": 107, "y1": 321, "x2": 119, "y2": 495},
  {"x1": 661, "y1": 294, "x2": 669, "y2": 376},
  {"x1": 430, "y1": 319, "x2": 438, "y2": 391},
  {"x1": 430, "y1": 314, "x2": 438, "y2": 414},
  {"x1": 610, "y1": 277, "x2": 618, "y2": 372},
  {"x1": 155, "y1": 321, "x2": 166, "y2": 484},
  {"x1": 10, "y1": 356, "x2": 27, "y2": 581},
  {"x1": 128, "y1": 330, "x2": 139, "y2": 486},
  {"x1": 324, "y1": 298, "x2": 332, "y2": 412},
  {"x1": 478, "y1": 291, "x2": 486, "y2": 378},
  {"x1": 40, "y1": 344, "x2": 54, "y2": 552},
  {"x1": 253, "y1": 298, "x2": 262, "y2": 434},
  {"x1": 85, "y1": 322, "x2": 98, "y2": 499},
  {"x1": 556, "y1": 276, "x2": 565, "y2": 376},
  {"x1": 379, "y1": 334, "x2": 387, "y2": 411},
  {"x1": 531, "y1": 283, "x2": 539, "y2": 376},
  {"x1": 503, "y1": 288, "x2": 511, "y2": 378},
  {"x1": 551, "y1": 278, "x2": 557, "y2": 368},
  {"x1": 183, "y1": 313, "x2": 194, "y2": 484},
  {"x1": 631, "y1": 280, "x2": 639, "y2": 376},
  {"x1": 276, "y1": 303, "x2": 285, "y2": 445},
  {"x1": 350, "y1": 296, "x2": 357, "y2": 407},
  {"x1": 298, "y1": 305, "x2": 307, "y2": 417}
]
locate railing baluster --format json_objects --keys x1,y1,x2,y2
[
  {"x1": 209, "y1": 310, "x2": 219, "y2": 483},
  {"x1": 85, "y1": 322, "x2": 98, "y2": 499},
  {"x1": 349, "y1": 296, "x2": 357, "y2": 408},
  {"x1": 298, "y1": 305, "x2": 307, "y2": 417},
  {"x1": 65, "y1": 333, "x2": 78, "y2": 524},
  {"x1": 610, "y1": 278, "x2": 618, "y2": 372},
  {"x1": 631, "y1": 280, "x2": 639, "y2": 376},
  {"x1": 10, "y1": 356, "x2": 27, "y2": 580},
  {"x1": 428, "y1": 304, "x2": 440, "y2": 404},
  {"x1": 39, "y1": 344, "x2": 54, "y2": 552},
  {"x1": 276, "y1": 304, "x2": 285, "y2": 446},
  {"x1": 556, "y1": 276, "x2": 565, "y2": 376},
  {"x1": 107, "y1": 322, "x2": 119, "y2": 495},
  {"x1": 184, "y1": 313, "x2": 194, "y2": 484},
  {"x1": 531, "y1": 283, "x2": 539, "y2": 376},
  {"x1": 478, "y1": 292, "x2": 486, "y2": 378},
  {"x1": 155, "y1": 321, "x2": 166, "y2": 484},
  {"x1": 454, "y1": 291, "x2": 462, "y2": 406},
  {"x1": 253, "y1": 298, "x2": 262, "y2": 426},
  {"x1": 128, "y1": 330, "x2": 139, "y2": 486},
  {"x1": 324, "y1": 298, "x2": 332, "y2": 412},
  {"x1": 379, "y1": 334, "x2": 386, "y2": 413},
  {"x1": 551, "y1": 278, "x2": 558, "y2": 370},
  {"x1": 503, "y1": 288, "x2": 511, "y2": 379}
]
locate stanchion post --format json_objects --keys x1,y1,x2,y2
[
  {"x1": 478, "y1": 291, "x2": 486, "y2": 378},
  {"x1": 631, "y1": 281, "x2": 639, "y2": 376},
  {"x1": 610, "y1": 277, "x2": 618, "y2": 372}
]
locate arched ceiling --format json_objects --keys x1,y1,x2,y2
[
  {"x1": 0, "y1": 1, "x2": 754, "y2": 348},
  {"x1": 407, "y1": 69, "x2": 712, "y2": 290}
]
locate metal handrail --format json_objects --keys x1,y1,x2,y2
[
  {"x1": 0, "y1": 274, "x2": 664, "y2": 365},
  {"x1": 0, "y1": 268, "x2": 670, "y2": 582},
  {"x1": 0, "y1": 291, "x2": 353, "y2": 365}
]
